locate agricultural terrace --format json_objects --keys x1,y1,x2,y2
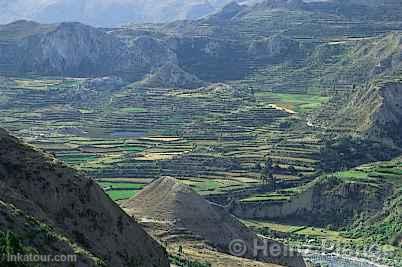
[{"x1": 0, "y1": 77, "x2": 329, "y2": 202}]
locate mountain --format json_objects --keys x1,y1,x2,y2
[
  {"x1": 122, "y1": 177, "x2": 306, "y2": 267},
  {"x1": 0, "y1": 0, "x2": 211, "y2": 26},
  {"x1": 0, "y1": 0, "x2": 269, "y2": 27},
  {"x1": 0, "y1": 128, "x2": 170, "y2": 267},
  {"x1": 0, "y1": 20, "x2": 177, "y2": 80},
  {"x1": 1, "y1": 0, "x2": 401, "y2": 27},
  {"x1": 2, "y1": 1, "x2": 402, "y2": 83}
]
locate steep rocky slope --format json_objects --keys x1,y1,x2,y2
[
  {"x1": 123, "y1": 177, "x2": 306, "y2": 267},
  {"x1": 0, "y1": 128, "x2": 170, "y2": 267},
  {"x1": 323, "y1": 33, "x2": 402, "y2": 84},
  {"x1": 346, "y1": 79, "x2": 402, "y2": 145},
  {"x1": 0, "y1": 201, "x2": 105, "y2": 266},
  {"x1": 319, "y1": 78, "x2": 402, "y2": 146},
  {"x1": 247, "y1": 34, "x2": 303, "y2": 62},
  {"x1": 0, "y1": 200, "x2": 102, "y2": 266},
  {"x1": 0, "y1": 20, "x2": 177, "y2": 80}
]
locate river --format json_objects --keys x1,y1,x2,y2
[{"x1": 301, "y1": 251, "x2": 388, "y2": 267}]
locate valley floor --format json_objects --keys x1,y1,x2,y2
[{"x1": 0, "y1": 76, "x2": 400, "y2": 266}]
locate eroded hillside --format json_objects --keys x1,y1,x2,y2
[
  {"x1": 0, "y1": 128, "x2": 170, "y2": 267},
  {"x1": 123, "y1": 177, "x2": 306, "y2": 267}
]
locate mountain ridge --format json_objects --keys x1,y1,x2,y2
[
  {"x1": 0, "y1": 20, "x2": 178, "y2": 80},
  {"x1": 0, "y1": 0, "x2": 267, "y2": 27}
]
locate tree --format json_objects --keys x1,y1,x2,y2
[
  {"x1": 288, "y1": 165, "x2": 297, "y2": 174},
  {"x1": 260, "y1": 157, "x2": 276, "y2": 190},
  {"x1": 249, "y1": 87, "x2": 256, "y2": 102},
  {"x1": 254, "y1": 162, "x2": 262, "y2": 171}
]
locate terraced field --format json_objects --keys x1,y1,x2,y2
[
  {"x1": 0, "y1": 77, "x2": 329, "y2": 201},
  {"x1": 242, "y1": 220, "x2": 349, "y2": 243},
  {"x1": 98, "y1": 179, "x2": 147, "y2": 201},
  {"x1": 238, "y1": 157, "x2": 402, "y2": 266},
  {"x1": 335, "y1": 158, "x2": 402, "y2": 187}
]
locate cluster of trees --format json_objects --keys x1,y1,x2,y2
[
  {"x1": 255, "y1": 156, "x2": 300, "y2": 190},
  {"x1": 319, "y1": 136, "x2": 400, "y2": 172},
  {"x1": 258, "y1": 157, "x2": 276, "y2": 190},
  {"x1": 0, "y1": 231, "x2": 37, "y2": 267}
]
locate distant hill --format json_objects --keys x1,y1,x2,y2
[
  {"x1": 0, "y1": 0, "x2": 211, "y2": 26},
  {"x1": 1, "y1": 1, "x2": 402, "y2": 90},
  {"x1": 1, "y1": 0, "x2": 401, "y2": 27},
  {"x1": 0, "y1": 128, "x2": 170, "y2": 267},
  {"x1": 138, "y1": 62, "x2": 207, "y2": 89},
  {"x1": 0, "y1": 0, "x2": 267, "y2": 27},
  {"x1": 1, "y1": 1, "x2": 402, "y2": 86},
  {"x1": 122, "y1": 177, "x2": 306, "y2": 267}
]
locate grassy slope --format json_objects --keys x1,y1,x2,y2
[{"x1": 335, "y1": 158, "x2": 402, "y2": 245}]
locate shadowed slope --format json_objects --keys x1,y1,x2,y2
[{"x1": 0, "y1": 128, "x2": 170, "y2": 267}]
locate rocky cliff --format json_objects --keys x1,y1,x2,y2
[
  {"x1": 0, "y1": 128, "x2": 170, "y2": 267},
  {"x1": 324, "y1": 78, "x2": 402, "y2": 146},
  {"x1": 231, "y1": 176, "x2": 391, "y2": 227},
  {"x1": 349, "y1": 80, "x2": 402, "y2": 145},
  {"x1": 248, "y1": 35, "x2": 302, "y2": 63}
]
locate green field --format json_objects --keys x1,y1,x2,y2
[
  {"x1": 106, "y1": 190, "x2": 140, "y2": 201},
  {"x1": 242, "y1": 219, "x2": 350, "y2": 242},
  {"x1": 98, "y1": 180, "x2": 146, "y2": 201},
  {"x1": 335, "y1": 158, "x2": 402, "y2": 187},
  {"x1": 240, "y1": 193, "x2": 291, "y2": 203},
  {"x1": 255, "y1": 92, "x2": 329, "y2": 113},
  {"x1": 0, "y1": 77, "x2": 327, "y2": 201}
]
